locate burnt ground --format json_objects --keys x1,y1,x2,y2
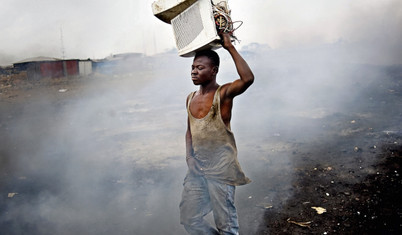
[
  {"x1": 0, "y1": 64, "x2": 401, "y2": 235},
  {"x1": 237, "y1": 65, "x2": 402, "y2": 234},
  {"x1": 242, "y1": 121, "x2": 402, "y2": 234}
]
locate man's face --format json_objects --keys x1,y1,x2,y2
[{"x1": 191, "y1": 56, "x2": 217, "y2": 85}]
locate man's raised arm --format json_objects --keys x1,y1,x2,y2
[{"x1": 220, "y1": 33, "x2": 254, "y2": 98}]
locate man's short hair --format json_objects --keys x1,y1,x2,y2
[{"x1": 194, "y1": 50, "x2": 220, "y2": 68}]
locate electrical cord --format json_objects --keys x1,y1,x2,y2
[{"x1": 212, "y1": 1, "x2": 242, "y2": 42}]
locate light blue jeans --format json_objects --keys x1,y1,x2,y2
[{"x1": 179, "y1": 172, "x2": 239, "y2": 235}]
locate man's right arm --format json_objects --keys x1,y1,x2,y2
[
  {"x1": 185, "y1": 120, "x2": 194, "y2": 162},
  {"x1": 185, "y1": 104, "x2": 203, "y2": 176}
]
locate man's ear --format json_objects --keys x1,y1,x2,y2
[{"x1": 213, "y1": 66, "x2": 219, "y2": 74}]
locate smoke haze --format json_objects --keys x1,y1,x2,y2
[{"x1": 2, "y1": 40, "x2": 401, "y2": 233}]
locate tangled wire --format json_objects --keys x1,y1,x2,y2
[{"x1": 212, "y1": 1, "x2": 242, "y2": 42}]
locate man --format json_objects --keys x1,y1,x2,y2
[{"x1": 179, "y1": 33, "x2": 254, "y2": 235}]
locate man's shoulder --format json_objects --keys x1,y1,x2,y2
[
  {"x1": 186, "y1": 91, "x2": 196, "y2": 105},
  {"x1": 219, "y1": 83, "x2": 233, "y2": 98},
  {"x1": 187, "y1": 90, "x2": 197, "y2": 99}
]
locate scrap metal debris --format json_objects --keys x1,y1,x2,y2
[
  {"x1": 256, "y1": 202, "x2": 273, "y2": 209},
  {"x1": 287, "y1": 218, "x2": 312, "y2": 228},
  {"x1": 8, "y1": 193, "x2": 18, "y2": 198},
  {"x1": 311, "y1": 206, "x2": 327, "y2": 214}
]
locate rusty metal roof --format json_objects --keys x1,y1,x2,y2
[{"x1": 14, "y1": 56, "x2": 61, "y2": 64}]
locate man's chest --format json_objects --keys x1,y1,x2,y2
[{"x1": 189, "y1": 93, "x2": 215, "y2": 119}]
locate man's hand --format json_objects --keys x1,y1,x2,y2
[
  {"x1": 187, "y1": 157, "x2": 204, "y2": 176},
  {"x1": 220, "y1": 33, "x2": 234, "y2": 50}
]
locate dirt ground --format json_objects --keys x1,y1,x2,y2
[{"x1": 0, "y1": 64, "x2": 401, "y2": 234}]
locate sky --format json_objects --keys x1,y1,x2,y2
[{"x1": 0, "y1": 0, "x2": 401, "y2": 65}]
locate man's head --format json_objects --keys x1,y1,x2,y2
[
  {"x1": 194, "y1": 50, "x2": 220, "y2": 69},
  {"x1": 191, "y1": 50, "x2": 220, "y2": 85}
]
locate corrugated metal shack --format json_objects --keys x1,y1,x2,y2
[
  {"x1": 13, "y1": 57, "x2": 89, "y2": 80},
  {"x1": 79, "y1": 60, "x2": 92, "y2": 76}
]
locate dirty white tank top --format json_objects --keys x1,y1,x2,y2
[{"x1": 187, "y1": 86, "x2": 251, "y2": 186}]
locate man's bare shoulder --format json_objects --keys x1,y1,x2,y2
[
  {"x1": 186, "y1": 91, "x2": 195, "y2": 107},
  {"x1": 219, "y1": 82, "x2": 234, "y2": 100},
  {"x1": 220, "y1": 77, "x2": 253, "y2": 100}
]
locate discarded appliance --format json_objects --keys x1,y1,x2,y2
[{"x1": 152, "y1": 0, "x2": 241, "y2": 57}]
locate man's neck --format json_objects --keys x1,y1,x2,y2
[{"x1": 198, "y1": 82, "x2": 219, "y2": 95}]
